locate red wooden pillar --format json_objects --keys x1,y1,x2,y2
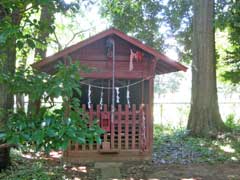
[
  {"x1": 148, "y1": 59, "x2": 155, "y2": 153},
  {"x1": 125, "y1": 105, "x2": 129, "y2": 149},
  {"x1": 147, "y1": 78, "x2": 154, "y2": 152},
  {"x1": 82, "y1": 104, "x2": 86, "y2": 151},
  {"x1": 118, "y1": 104, "x2": 122, "y2": 150},
  {"x1": 96, "y1": 105, "x2": 101, "y2": 150},
  {"x1": 132, "y1": 104, "x2": 136, "y2": 149},
  {"x1": 89, "y1": 105, "x2": 94, "y2": 151}
]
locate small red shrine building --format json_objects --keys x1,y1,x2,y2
[{"x1": 33, "y1": 28, "x2": 187, "y2": 162}]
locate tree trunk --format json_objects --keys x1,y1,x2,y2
[
  {"x1": 34, "y1": 4, "x2": 54, "y2": 61},
  {"x1": 187, "y1": 0, "x2": 226, "y2": 137},
  {"x1": 28, "y1": 4, "x2": 54, "y2": 113},
  {"x1": 0, "y1": 38, "x2": 17, "y2": 170},
  {"x1": 16, "y1": 94, "x2": 25, "y2": 111},
  {"x1": 0, "y1": 142, "x2": 10, "y2": 171},
  {"x1": 0, "y1": 7, "x2": 20, "y2": 170}
]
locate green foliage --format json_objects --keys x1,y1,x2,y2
[
  {"x1": 0, "y1": 162, "x2": 60, "y2": 180},
  {"x1": 101, "y1": 0, "x2": 185, "y2": 93},
  {"x1": 0, "y1": 62, "x2": 104, "y2": 153},
  {"x1": 163, "y1": 0, "x2": 240, "y2": 83},
  {"x1": 154, "y1": 125, "x2": 240, "y2": 163},
  {"x1": 218, "y1": 1, "x2": 240, "y2": 84},
  {"x1": 0, "y1": 1, "x2": 50, "y2": 53},
  {"x1": 0, "y1": 150, "x2": 64, "y2": 179},
  {"x1": 101, "y1": 0, "x2": 193, "y2": 62},
  {"x1": 0, "y1": 0, "x2": 82, "y2": 63},
  {"x1": 101, "y1": 0, "x2": 164, "y2": 51},
  {"x1": 162, "y1": 0, "x2": 193, "y2": 64},
  {"x1": 225, "y1": 114, "x2": 240, "y2": 132},
  {"x1": 5, "y1": 109, "x2": 103, "y2": 153},
  {"x1": 102, "y1": 0, "x2": 240, "y2": 76}
]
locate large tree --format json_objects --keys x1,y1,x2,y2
[
  {"x1": 0, "y1": 2, "x2": 23, "y2": 169},
  {"x1": 187, "y1": 0, "x2": 226, "y2": 136},
  {"x1": 101, "y1": 0, "x2": 229, "y2": 136},
  {"x1": 0, "y1": 0, "x2": 82, "y2": 170}
]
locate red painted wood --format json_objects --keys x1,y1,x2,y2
[
  {"x1": 132, "y1": 104, "x2": 136, "y2": 149},
  {"x1": 71, "y1": 104, "x2": 151, "y2": 153},
  {"x1": 74, "y1": 143, "x2": 78, "y2": 152},
  {"x1": 73, "y1": 55, "x2": 132, "y2": 61},
  {"x1": 100, "y1": 111, "x2": 110, "y2": 131},
  {"x1": 79, "y1": 71, "x2": 148, "y2": 79},
  {"x1": 82, "y1": 104, "x2": 86, "y2": 151},
  {"x1": 76, "y1": 60, "x2": 149, "y2": 71},
  {"x1": 96, "y1": 105, "x2": 101, "y2": 150},
  {"x1": 89, "y1": 105, "x2": 93, "y2": 125},
  {"x1": 118, "y1": 104, "x2": 122, "y2": 150},
  {"x1": 103, "y1": 104, "x2": 108, "y2": 144},
  {"x1": 111, "y1": 109, "x2": 115, "y2": 149},
  {"x1": 32, "y1": 27, "x2": 186, "y2": 160},
  {"x1": 89, "y1": 105, "x2": 94, "y2": 150},
  {"x1": 107, "y1": 80, "x2": 110, "y2": 106},
  {"x1": 96, "y1": 105, "x2": 101, "y2": 125},
  {"x1": 139, "y1": 106, "x2": 143, "y2": 150},
  {"x1": 125, "y1": 105, "x2": 129, "y2": 149},
  {"x1": 141, "y1": 80, "x2": 144, "y2": 104},
  {"x1": 33, "y1": 28, "x2": 187, "y2": 73},
  {"x1": 148, "y1": 78, "x2": 154, "y2": 152},
  {"x1": 146, "y1": 104, "x2": 150, "y2": 150}
]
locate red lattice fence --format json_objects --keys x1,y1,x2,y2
[{"x1": 68, "y1": 104, "x2": 149, "y2": 153}]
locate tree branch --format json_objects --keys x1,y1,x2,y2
[
  {"x1": 64, "y1": 28, "x2": 93, "y2": 48},
  {"x1": 53, "y1": 30, "x2": 62, "y2": 51}
]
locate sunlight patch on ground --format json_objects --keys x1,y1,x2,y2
[
  {"x1": 70, "y1": 166, "x2": 87, "y2": 173},
  {"x1": 220, "y1": 144, "x2": 235, "y2": 153},
  {"x1": 73, "y1": 178, "x2": 81, "y2": 180},
  {"x1": 21, "y1": 153, "x2": 35, "y2": 159},
  {"x1": 231, "y1": 156, "x2": 238, "y2": 161},
  {"x1": 21, "y1": 151, "x2": 63, "y2": 160},
  {"x1": 49, "y1": 151, "x2": 63, "y2": 158}
]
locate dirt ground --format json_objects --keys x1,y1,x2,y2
[
  {"x1": 120, "y1": 162, "x2": 240, "y2": 180},
  {"x1": 1, "y1": 151, "x2": 240, "y2": 179},
  {"x1": 29, "y1": 151, "x2": 240, "y2": 180},
  {"x1": 63, "y1": 160, "x2": 240, "y2": 180}
]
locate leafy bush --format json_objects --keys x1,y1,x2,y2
[
  {"x1": 225, "y1": 114, "x2": 240, "y2": 132},
  {"x1": 5, "y1": 108, "x2": 103, "y2": 153},
  {"x1": 0, "y1": 62, "x2": 104, "y2": 153}
]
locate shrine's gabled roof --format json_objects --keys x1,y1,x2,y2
[{"x1": 33, "y1": 28, "x2": 187, "y2": 74}]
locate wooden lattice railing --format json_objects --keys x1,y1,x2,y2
[{"x1": 68, "y1": 104, "x2": 149, "y2": 153}]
